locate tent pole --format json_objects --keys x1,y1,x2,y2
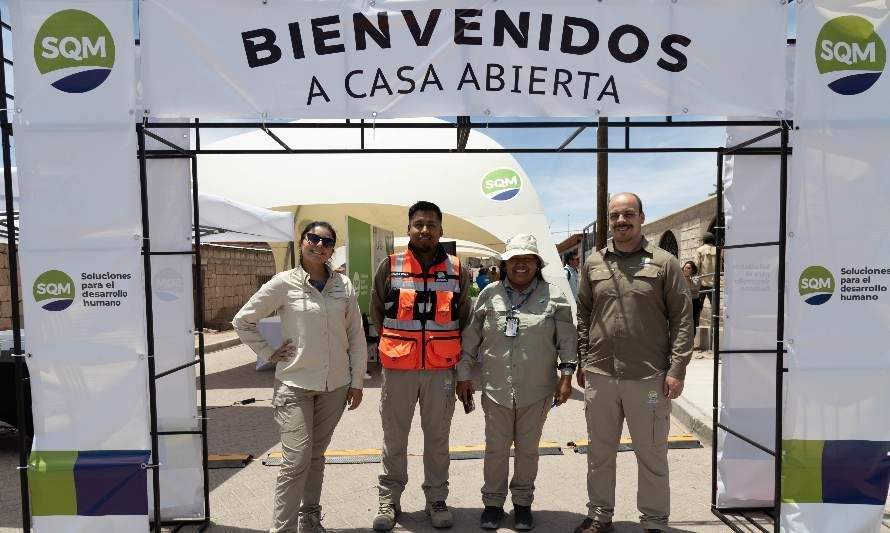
[{"x1": 595, "y1": 116, "x2": 608, "y2": 249}]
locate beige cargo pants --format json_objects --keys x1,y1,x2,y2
[
  {"x1": 584, "y1": 372, "x2": 671, "y2": 531},
  {"x1": 270, "y1": 382, "x2": 349, "y2": 533},
  {"x1": 378, "y1": 368, "x2": 456, "y2": 505},
  {"x1": 480, "y1": 394, "x2": 552, "y2": 507}
]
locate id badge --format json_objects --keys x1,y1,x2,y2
[{"x1": 504, "y1": 316, "x2": 519, "y2": 337}]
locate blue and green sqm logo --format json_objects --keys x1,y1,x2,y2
[
  {"x1": 816, "y1": 15, "x2": 886, "y2": 95},
  {"x1": 799, "y1": 266, "x2": 835, "y2": 306},
  {"x1": 482, "y1": 169, "x2": 522, "y2": 202},
  {"x1": 34, "y1": 10, "x2": 115, "y2": 94},
  {"x1": 33, "y1": 270, "x2": 75, "y2": 311}
]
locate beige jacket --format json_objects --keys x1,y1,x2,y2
[
  {"x1": 458, "y1": 279, "x2": 578, "y2": 408},
  {"x1": 232, "y1": 265, "x2": 368, "y2": 391}
]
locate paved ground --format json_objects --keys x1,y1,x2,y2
[{"x1": 0, "y1": 338, "x2": 774, "y2": 533}]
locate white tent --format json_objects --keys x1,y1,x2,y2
[
  {"x1": 198, "y1": 192, "x2": 294, "y2": 243},
  {"x1": 198, "y1": 118, "x2": 570, "y2": 294},
  {"x1": 393, "y1": 237, "x2": 501, "y2": 261}
]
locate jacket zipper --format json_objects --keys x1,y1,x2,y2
[{"x1": 421, "y1": 262, "x2": 429, "y2": 369}]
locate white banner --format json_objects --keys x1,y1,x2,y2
[
  {"x1": 781, "y1": 125, "x2": 890, "y2": 531},
  {"x1": 145, "y1": 123, "x2": 205, "y2": 519},
  {"x1": 794, "y1": 0, "x2": 889, "y2": 121},
  {"x1": 15, "y1": 123, "x2": 142, "y2": 251},
  {"x1": 140, "y1": 0, "x2": 787, "y2": 119},
  {"x1": 11, "y1": 0, "x2": 136, "y2": 124},
  {"x1": 12, "y1": 2, "x2": 151, "y2": 530}
]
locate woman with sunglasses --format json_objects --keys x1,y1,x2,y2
[{"x1": 233, "y1": 221, "x2": 367, "y2": 533}]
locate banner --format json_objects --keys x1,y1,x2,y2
[
  {"x1": 145, "y1": 123, "x2": 205, "y2": 519},
  {"x1": 140, "y1": 0, "x2": 787, "y2": 119},
  {"x1": 717, "y1": 125, "x2": 788, "y2": 508},
  {"x1": 794, "y1": 0, "x2": 889, "y2": 121},
  {"x1": 347, "y1": 216, "x2": 372, "y2": 314},
  {"x1": 781, "y1": 125, "x2": 890, "y2": 532},
  {"x1": 12, "y1": 1, "x2": 150, "y2": 531}
]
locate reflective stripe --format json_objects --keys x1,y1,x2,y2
[
  {"x1": 426, "y1": 320, "x2": 460, "y2": 331},
  {"x1": 393, "y1": 253, "x2": 404, "y2": 274},
  {"x1": 391, "y1": 278, "x2": 424, "y2": 291},
  {"x1": 383, "y1": 318, "x2": 423, "y2": 330}
]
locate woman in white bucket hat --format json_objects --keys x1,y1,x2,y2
[{"x1": 456, "y1": 233, "x2": 578, "y2": 531}]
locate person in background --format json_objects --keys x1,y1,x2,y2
[
  {"x1": 695, "y1": 232, "x2": 717, "y2": 314},
  {"x1": 682, "y1": 260, "x2": 702, "y2": 332},
  {"x1": 233, "y1": 221, "x2": 367, "y2": 533},
  {"x1": 563, "y1": 250, "x2": 581, "y2": 299},
  {"x1": 573, "y1": 193, "x2": 693, "y2": 533},
  {"x1": 476, "y1": 266, "x2": 491, "y2": 291},
  {"x1": 457, "y1": 234, "x2": 577, "y2": 531},
  {"x1": 370, "y1": 201, "x2": 472, "y2": 531},
  {"x1": 489, "y1": 265, "x2": 500, "y2": 282}
]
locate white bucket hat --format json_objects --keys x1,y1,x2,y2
[{"x1": 500, "y1": 234, "x2": 547, "y2": 267}]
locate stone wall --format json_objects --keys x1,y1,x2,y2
[
  {"x1": 642, "y1": 196, "x2": 717, "y2": 265},
  {"x1": 198, "y1": 244, "x2": 276, "y2": 330}
]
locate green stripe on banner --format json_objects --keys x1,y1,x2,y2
[
  {"x1": 29, "y1": 450, "x2": 78, "y2": 516},
  {"x1": 781, "y1": 439, "x2": 824, "y2": 503}
]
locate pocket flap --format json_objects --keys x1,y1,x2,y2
[
  {"x1": 429, "y1": 336, "x2": 461, "y2": 358},
  {"x1": 636, "y1": 266, "x2": 661, "y2": 278},
  {"x1": 379, "y1": 334, "x2": 416, "y2": 358},
  {"x1": 589, "y1": 268, "x2": 613, "y2": 281}
]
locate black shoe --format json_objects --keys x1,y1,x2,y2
[
  {"x1": 513, "y1": 504, "x2": 534, "y2": 530},
  {"x1": 479, "y1": 506, "x2": 504, "y2": 530},
  {"x1": 574, "y1": 517, "x2": 614, "y2": 533}
]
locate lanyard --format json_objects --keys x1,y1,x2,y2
[{"x1": 505, "y1": 279, "x2": 537, "y2": 316}]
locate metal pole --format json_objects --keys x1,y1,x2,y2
[
  {"x1": 0, "y1": 9, "x2": 30, "y2": 531},
  {"x1": 596, "y1": 116, "x2": 608, "y2": 249},
  {"x1": 712, "y1": 150, "x2": 725, "y2": 508},
  {"x1": 137, "y1": 124, "x2": 163, "y2": 532},
  {"x1": 191, "y1": 119, "x2": 211, "y2": 525},
  {"x1": 774, "y1": 124, "x2": 790, "y2": 532}
]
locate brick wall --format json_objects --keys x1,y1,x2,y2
[
  {"x1": 0, "y1": 244, "x2": 22, "y2": 330},
  {"x1": 198, "y1": 244, "x2": 276, "y2": 330}
]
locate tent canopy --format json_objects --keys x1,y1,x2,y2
[
  {"x1": 199, "y1": 192, "x2": 294, "y2": 243},
  {"x1": 198, "y1": 117, "x2": 566, "y2": 289},
  {"x1": 393, "y1": 237, "x2": 501, "y2": 260}
]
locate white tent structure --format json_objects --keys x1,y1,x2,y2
[
  {"x1": 394, "y1": 237, "x2": 501, "y2": 261},
  {"x1": 198, "y1": 117, "x2": 569, "y2": 293},
  {"x1": 198, "y1": 192, "x2": 294, "y2": 243}
]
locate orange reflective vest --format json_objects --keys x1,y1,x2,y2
[{"x1": 378, "y1": 248, "x2": 462, "y2": 370}]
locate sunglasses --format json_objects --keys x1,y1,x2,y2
[{"x1": 305, "y1": 233, "x2": 335, "y2": 249}]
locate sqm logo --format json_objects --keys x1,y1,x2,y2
[
  {"x1": 816, "y1": 15, "x2": 886, "y2": 96},
  {"x1": 34, "y1": 9, "x2": 115, "y2": 94},
  {"x1": 482, "y1": 169, "x2": 522, "y2": 202},
  {"x1": 799, "y1": 265, "x2": 835, "y2": 306},
  {"x1": 33, "y1": 269, "x2": 75, "y2": 311},
  {"x1": 153, "y1": 268, "x2": 184, "y2": 302}
]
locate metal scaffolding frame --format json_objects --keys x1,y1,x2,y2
[{"x1": 1, "y1": 8, "x2": 793, "y2": 530}]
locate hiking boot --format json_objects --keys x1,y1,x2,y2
[
  {"x1": 513, "y1": 504, "x2": 534, "y2": 531},
  {"x1": 298, "y1": 511, "x2": 326, "y2": 533},
  {"x1": 372, "y1": 502, "x2": 401, "y2": 531},
  {"x1": 426, "y1": 500, "x2": 454, "y2": 528},
  {"x1": 574, "y1": 517, "x2": 614, "y2": 533},
  {"x1": 479, "y1": 506, "x2": 504, "y2": 529}
]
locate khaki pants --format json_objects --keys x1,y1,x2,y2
[
  {"x1": 271, "y1": 382, "x2": 349, "y2": 533},
  {"x1": 481, "y1": 395, "x2": 552, "y2": 507},
  {"x1": 584, "y1": 372, "x2": 671, "y2": 530},
  {"x1": 378, "y1": 368, "x2": 456, "y2": 504}
]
